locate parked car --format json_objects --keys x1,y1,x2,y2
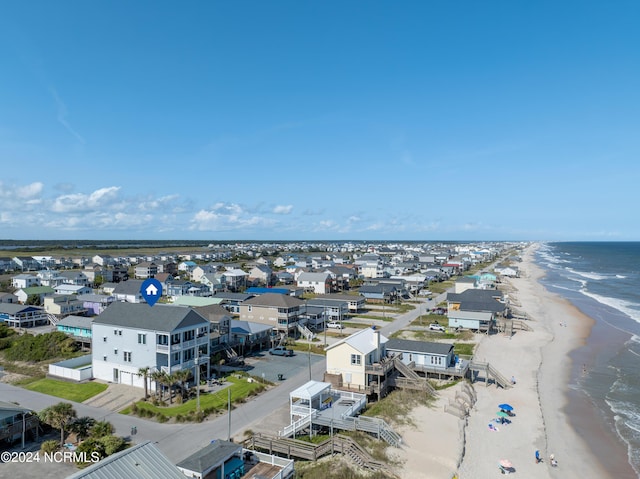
[
  {"x1": 429, "y1": 323, "x2": 445, "y2": 331},
  {"x1": 269, "y1": 346, "x2": 293, "y2": 356},
  {"x1": 327, "y1": 321, "x2": 344, "y2": 329}
]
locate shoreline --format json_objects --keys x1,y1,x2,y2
[{"x1": 395, "y1": 243, "x2": 635, "y2": 478}]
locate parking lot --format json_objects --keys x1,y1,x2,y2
[{"x1": 242, "y1": 350, "x2": 325, "y2": 384}]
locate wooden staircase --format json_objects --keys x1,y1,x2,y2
[{"x1": 248, "y1": 433, "x2": 399, "y2": 477}]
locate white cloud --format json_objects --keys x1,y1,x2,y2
[
  {"x1": 273, "y1": 205, "x2": 293, "y2": 214},
  {"x1": 17, "y1": 182, "x2": 44, "y2": 199},
  {"x1": 51, "y1": 186, "x2": 120, "y2": 213},
  {"x1": 190, "y1": 202, "x2": 276, "y2": 232}
]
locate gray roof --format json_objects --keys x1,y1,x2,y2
[
  {"x1": 57, "y1": 315, "x2": 94, "y2": 329},
  {"x1": 113, "y1": 279, "x2": 144, "y2": 295},
  {"x1": 231, "y1": 319, "x2": 272, "y2": 335},
  {"x1": 176, "y1": 439, "x2": 241, "y2": 474},
  {"x1": 66, "y1": 441, "x2": 185, "y2": 479},
  {"x1": 92, "y1": 302, "x2": 208, "y2": 332},
  {"x1": 0, "y1": 304, "x2": 43, "y2": 315},
  {"x1": 78, "y1": 294, "x2": 114, "y2": 303},
  {"x1": 386, "y1": 338, "x2": 454, "y2": 356},
  {"x1": 244, "y1": 292, "x2": 304, "y2": 308}
]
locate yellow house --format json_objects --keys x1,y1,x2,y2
[{"x1": 325, "y1": 327, "x2": 389, "y2": 395}]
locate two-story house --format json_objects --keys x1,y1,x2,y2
[
  {"x1": 43, "y1": 295, "x2": 86, "y2": 316},
  {"x1": 296, "y1": 272, "x2": 331, "y2": 295},
  {"x1": 239, "y1": 293, "x2": 304, "y2": 336},
  {"x1": 11, "y1": 274, "x2": 41, "y2": 290},
  {"x1": 134, "y1": 261, "x2": 158, "y2": 279},
  {"x1": 92, "y1": 302, "x2": 210, "y2": 390},
  {"x1": 112, "y1": 280, "x2": 145, "y2": 303},
  {"x1": 325, "y1": 327, "x2": 389, "y2": 396}
]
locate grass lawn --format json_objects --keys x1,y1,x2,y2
[
  {"x1": 25, "y1": 378, "x2": 108, "y2": 402},
  {"x1": 120, "y1": 376, "x2": 265, "y2": 417}
]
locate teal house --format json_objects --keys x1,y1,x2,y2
[{"x1": 56, "y1": 315, "x2": 93, "y2": 338}]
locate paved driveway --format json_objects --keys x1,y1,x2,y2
[{"x1": 243, "y1": 351, "x2": 324, "y2": 383}]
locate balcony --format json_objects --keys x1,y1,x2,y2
[{"x1": 156, "y1": 344, "x2": 169, "y2": 353}]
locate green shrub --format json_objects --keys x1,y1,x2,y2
[
  {"x1": 40, "y1": 440, "x2": 59, "y2": 454},
  {"x1": 99, "y1": 435, "x2": 126, "y2": 456},
  {"x1": 156, "y1": 413, "x2": 168, "y2": 423}
]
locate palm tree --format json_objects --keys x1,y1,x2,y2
[
  {"x1": 174, "y1": 369, "x2": 193, "y2": 401},
  {"x1": 90, "y1": 420, "x2": 114, "y2": 439},
  {"x1": 165, "y1": 372, "x2": 177, "y2": 404},
  {"x1": 137, "y1": 366, "x2": 150, "y2": 400},
  {"x1": 68, "y1": 416, "x2": 96, "y2": 442},
  {"x1": 150, "y1": 370, "x2": 164, "y2": 401},
  {"x1": 39, "y1": 402, "x2": 77, "y2": 447}
]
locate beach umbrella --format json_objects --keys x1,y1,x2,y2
[
  {"x1": 500, "y1": 459, "x2": 513, "y2": 468},
  {"x1": 498, "y1": 403, "x2": 514, "y2": 411},
  {"x1": 496, "y1": 411, "x2": 509, "y2": 418}
]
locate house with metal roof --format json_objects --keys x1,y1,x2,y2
[
  {"x1": 66, "y1": 441, "x2": 185, "y2": 479},
  {"x1": 92, "y1": 302, "x2": 210, "y2": 390}
]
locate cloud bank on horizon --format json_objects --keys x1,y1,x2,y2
[
  {"x1": 1, "y1": 2, "x2": 639, "y2": 241},
  {"x1": 0, "y1": 180, "x2": 627, "y2": 241}
]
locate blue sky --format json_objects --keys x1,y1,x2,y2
[{"x1": 1, "y1": 1, "x2": 639, "y2": 241}]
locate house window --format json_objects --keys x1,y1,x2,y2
[
  {"x1": 118, "y1": 330, "x2": 122, "y2": 336},
  {"x1": 103, "y1": 337, "x2": 107, "y2": 342},
  {"x1": 138, "y1": 333, "x2": 146, "y2": 344},
  {"x1": 248, "y1": 305, "x2": 252, "y2": 312},
  {"x1": 123, "y1": 351, "x2": 132, "y2": 362},
  {"x1": 350, "y1": 354, "x2": 361, "y2": 366},
  {"x1": 103, "y1": 355, "x2": 107, "y2": 361},
  {"x1": 114, "y1": 329, "x2": 118, "y2": 335},
  {"x1": 173, "y1": 352, "x2": 180, "y2": 362}
]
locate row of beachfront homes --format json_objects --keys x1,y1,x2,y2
[{"x1": 44, "y1": 285, "x2": 508, "y2": 394}]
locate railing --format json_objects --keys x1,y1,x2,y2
[
  {"x1": 279, "y1": 412, "x2": 314, "y2": 438},
  {"x1": 248, "y1": 433, "x2": 397, "y2": 476},
  {"x1": 156, "y1": 344, "x2": 169, "y2": 353}
]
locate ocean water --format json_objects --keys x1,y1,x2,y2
[{"x1": 536, "y1": 242, "x2": 640, "y2": 477}]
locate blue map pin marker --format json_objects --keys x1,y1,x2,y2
[{"x1": 141, "y1": 278, "x2": 162, "y2": 307}]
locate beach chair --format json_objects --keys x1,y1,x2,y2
[{"x1": 498, "y1": 464, "x2": 511, "y2": 474}]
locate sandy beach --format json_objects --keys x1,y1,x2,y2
[{"x1": 394, "y1": 243, "x2": 635, "y2": 479}]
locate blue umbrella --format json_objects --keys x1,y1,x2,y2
[{"x1": 498, "y1": 403, "x2": 514, "y2": 411}]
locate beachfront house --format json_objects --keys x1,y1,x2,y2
[
  {"x1": 446, "y1": 288, "x2": 506, "y2": 332},
  {"x1": 385, "y1": 338, "x2": 457, "y2": 372},
  {"x1": 325, "y1": 327, "x2": 388, "y2": 395},
  {"x1": 56, "y1": 315, "x2": 93, "y2": 339},
  {"x1": 92, "y1": 302, "x2": 210, "y2": 390}
]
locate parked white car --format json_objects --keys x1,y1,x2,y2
[
  {"x1": 327, "y1": 321, "x2": 344, "y2": 329},
  {"x1": 429, "y1": 323, "x2": 445, "y2": 331}
]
